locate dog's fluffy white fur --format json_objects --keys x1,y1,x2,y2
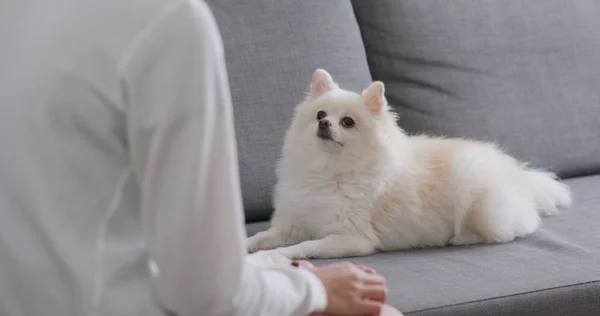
[{"x1": 246, "y1": 69, "x2": 572, "y2": 259}]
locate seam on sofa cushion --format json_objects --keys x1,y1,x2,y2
[{"x1": 405, "y1": 280, "x2": 600, "y2": 315}]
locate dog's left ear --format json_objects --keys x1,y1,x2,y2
[
  {"x1": 362, "y1": 81, "x2": 386, "y2": 114},
  {"x1": 310, "y1": 69, "x2": 337, "y2": 97}
]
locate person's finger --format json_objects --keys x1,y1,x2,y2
[
  {"x1": 353, "y1": 299, "x2": 383, "y2": 315},
  {"x1": 359, "y1": 271, "x2": 386, "y2": 285},
  {"x1": 357, "y1": 265, "x2": 376, "y2": 274},
  {"x1": 358, "y1": 284, "x2": 388, "y2": 303}
]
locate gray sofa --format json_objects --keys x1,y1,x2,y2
[{"x1": 206, "y1": 1, "x2": 600, "y2": 315}]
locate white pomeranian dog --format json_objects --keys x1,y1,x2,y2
[{"x1": 246, "y1": 69, "x2": 572, "y2": 259}]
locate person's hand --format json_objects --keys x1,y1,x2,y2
[
  {"x1": 310, "y1": 303, "x2": 403, "y2": 316},
  {"x1": 309, "y1": 262, "x2": 388, "y2": 316}
]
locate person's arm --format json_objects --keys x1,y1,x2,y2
[{"x1": 120, "y1": 1, "x2": 326, "y2": 316}]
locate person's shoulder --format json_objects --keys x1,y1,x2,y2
[
  {"x1": 120, "y1": 0, "x2": 215, "y2": 31},
  {"x1": 117, "y1": 0, "x2": 224, "y2": 67},
  {"x1": 81, "y1": 0, "x2": 207, "y2": 54},
  {"x1": 117, "y1": 0, "x2": 219, "y2": 49},
  {"x1": 74, "y1": 0, "x2": 220, "y2": 74},
  {"x1": 98, "y1": 0, "x2": 191, "y2": 42}
]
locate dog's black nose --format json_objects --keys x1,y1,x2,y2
[{"x1": 318, "y1": 119, "x2": 331, "y2": 130}]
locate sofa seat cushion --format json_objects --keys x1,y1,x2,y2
[{"x1": 246, "y1": 175, "x2": 600, "y2": 315}]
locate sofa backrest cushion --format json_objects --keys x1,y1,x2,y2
[
  {"x1": 353, "y1": 0, "x2": 600, "y2": 178},
  {"x1": 207, "y1": 0, "x2": 372, "y2": 222}
]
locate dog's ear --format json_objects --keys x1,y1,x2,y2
[
  {"x1": 362, "y1": 81, "x2": 386, "y2": 114},
  {"x1": 310, "y1": 69, "x2": 337, "y2": 97}
]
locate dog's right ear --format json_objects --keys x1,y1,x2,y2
[
  {"x1": 309, "y1": 69, "x2": 337, "y2": 97},
  {"x1": 362, "y1": 81, "x2": 386, "y2": 114}
]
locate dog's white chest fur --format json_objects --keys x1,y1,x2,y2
[{"x1": 273, "y1": 174, "x2": 379, "y2": 241}]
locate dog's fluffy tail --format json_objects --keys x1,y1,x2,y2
[{"x1": 524, "y1": 169, "x2": 572, "y2": 216}]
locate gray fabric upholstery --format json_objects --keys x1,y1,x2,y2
[
  {"x1": 246, "y1": 221, "x2": 270, "y2": 238},
  {"x1": 352, "y1": 0, "x2": 600, "y2": 178},
  {"x1": 206, "y1": 0, "x2": 372, "y2": 222},
  {"x1": 248, "y1": 175, "x2": 600, "y2": 315},
  {"x1": 413, "y1": 281, "x2": 600, "y2": 316}
]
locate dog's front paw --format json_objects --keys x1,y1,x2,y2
[
  {"x1": 246, "y1": 229, "x2": 284, "y2": 253},
  {"x1": 246, "y1": 235, "x2": 265, "y2": 253},
  {"x1": 271, "y1": 247, "x2": 309, "y2": 260}
]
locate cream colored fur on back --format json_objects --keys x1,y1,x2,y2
[{"x1": 246, "y1": 69, "x2": 572, "y2": 259}]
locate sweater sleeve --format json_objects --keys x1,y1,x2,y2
[{"x1": 121, "y1": 1, "x2": 327, "y2": 316}]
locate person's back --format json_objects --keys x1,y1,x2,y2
[{"x1": 0, "y1": 0, "x2": 179, "y2": 314}]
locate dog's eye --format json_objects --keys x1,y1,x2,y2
[
  {"x1": 341, "y1": 117, "x2": 355, "y2": 128},
  {"x1": 316, "y1": 111, "x2": 327, "y2": 120}
]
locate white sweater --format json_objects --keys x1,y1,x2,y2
[{"x1": 0, "y1": 0, "x2": 326, "y2": 315}]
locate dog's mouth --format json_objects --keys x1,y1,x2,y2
[
  {"x1": 317, "y1": 128, "x2": 333, "y2": 140},
  {"x1": 317, "y1": 129, "x2": 343, "y2": 146}
]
